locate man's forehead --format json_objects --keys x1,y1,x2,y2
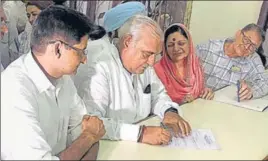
[{"x1": 138, "y1": 35, "x2": 162, "y2": 53}]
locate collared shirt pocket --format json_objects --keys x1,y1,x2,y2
[{"x1": 139, "y1": 92, "x2": 152, "y2": 118}]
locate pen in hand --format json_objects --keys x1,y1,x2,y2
[
  {"x1": 237, "y1": 80, "x2": 240, "y2": 102},
  {"x1": 160, "y1": 122, "x2": 168, "y2": 130},
  {"x1": 160, "y1": 122, "x2": 175, "y2": 138}
]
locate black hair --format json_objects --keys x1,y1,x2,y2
[
  {"x1": 164, "y1": 25, "x2": 188, "y2": 50},
  {"x1": 26, "y1": 1, "x2": 53, "y2": 10},
  {"x1": 31, "y1": 5, "x2": 106, "y2": 53},
  {"x1": 122, "y1": 0, "x2": 142, "y2": 3},
  {"x1": 52, "y1": 0, "x2": 67, "y2": 5}
]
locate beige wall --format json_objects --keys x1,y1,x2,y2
[{"x1": 189, "y1": 1, "x2": 263, "y2": 44}]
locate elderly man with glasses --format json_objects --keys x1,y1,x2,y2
[{"x1": 196, "y1": 23, "x2": 268, "y2": 101}]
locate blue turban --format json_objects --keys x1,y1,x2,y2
[{"x1": 103, "y1": 2, "x2": 146, "y2": 32}]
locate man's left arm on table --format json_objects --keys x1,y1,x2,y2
[
  {"x1": 150, "y1": 68, "x2": 192, "y2": 137},
  {"x1": 66, "y1": 77, "x2": 101, "y2": 160},
  {"x1": 243, "y1": 55, "x2": 268, "y2": 99}
]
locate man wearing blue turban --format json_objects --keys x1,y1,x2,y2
[
  {"x1": 103, "y1": 1, "x2": 146, "y2": 42},
  {"x1": 103, "y1": 1, "x2": 146, "y2": 33}
]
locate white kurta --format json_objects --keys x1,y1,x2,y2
[
  {"x1": 1, "y1": 63, "x2": 4, "y2": 72},
  {"x1": 2, "y1": 1, "x2": 28, "y2": 34},
  {"x1": 18, "y1": 22, "x2": 32, "y2": 55},
  {"x1": 1, "y1": 52, "x2": 87, "y2": 159},
  {"x1": 74, "y1": 36, "x2": 182, "y2": 142},
  {"x1": 1, "y1": 1, "x2": 28, "y2": 68}
]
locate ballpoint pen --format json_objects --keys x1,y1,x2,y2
[
  {"x1": 237, "y1": 80, "x2": 240, "y2": 102},
  {"x1": 160, "y1": 122, "x2": 176, "y2": 137},
  {"x1": 160, "y1": 122, "x2": 168, "y2": 129}
]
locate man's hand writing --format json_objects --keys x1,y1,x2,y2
[{"x1": 163, "y1": 112, "x2": 191, "y2": 137}]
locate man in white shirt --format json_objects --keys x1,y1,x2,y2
[
  {"x1": 74, "y1": 15, "x2": 191, "y2": 145},
  {"x1": 1, "y1": 6, "x2": 106, "y2": 160}
]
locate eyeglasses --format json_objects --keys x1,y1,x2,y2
[
  {"x1": 48, "y1": 40, "x2": 87, "y2": 56},
  {"x1": 241, "y1": 31, "x2": 258, "y2": 53}
]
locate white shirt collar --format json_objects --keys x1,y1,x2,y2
[{"x1": 24, "y1": 52, "x2": 55, "y2": 93}]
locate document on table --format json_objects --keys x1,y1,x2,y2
[
  {"x1": 213, "y1": 85, "x2": 268, "y2": 112},
  {"x1": 166, "y1": 129, "x2": 220, "y2": 150}
]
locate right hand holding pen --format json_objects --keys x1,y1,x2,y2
[
  {"x1": 82, "y1": 115, "x2": 106, "y2": 142},
  {"x1": 239, "y1": 80, "x2": 253, "y2": 101},
  {"x1": 140, "y1": 126, "x2": 171, "y2": 145}
]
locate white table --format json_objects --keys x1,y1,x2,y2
[{"x1": 98, "y1": 99, "x2": 268, "y2": 160}]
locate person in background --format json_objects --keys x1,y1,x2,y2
[
  {"x1": 74, "y1": 14, "x2": 192, "y2": 145},
  {"x1": 18, "y1": 1, "x2": 54, "y2": 56},
  {"x1": 1, "y1": 0, "x2": 28, "y2": 68},
  {"x1": 0, "y1": 5, "x2": 9, "y2": 72},
  {"x1": 262, "y1": 31, "x2": 268, "y2": 68},
  {"x1": 257, "y1": 1, "x2": 268, "y2": 68},
  {"x1": 2, "y1": 0, "x2": 28, "y2": 35},
  {"x1": 1, "y1": 5, "x2": 106, "y2": 160},
  {"x1": 154, "y1": 23, "x2": 214, "y2": 104},
  {"x1": 26, "y1": 1, "x2": 54, "y2": 25},
  {"x1": 196, "y1": 23, "x2": 268, "y2": 101},
  {"x1": 103, "y1": 1, "x2": 146, "y2": 43},
  {"x1": 257, "y1": 28, "x2": 267, "y2": 68}
]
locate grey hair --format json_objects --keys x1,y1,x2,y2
[
  {"x1": 242, "y1": 23, "x2": 265, "y2": 42},
  {"x1": 117, "y1": 14, "x2": 163, "y2": 45}
]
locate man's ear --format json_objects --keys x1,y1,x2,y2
[
  {"x1": 54, "y1": 42, "x2": 61, "y2": 59},
  {"x1": 235, "y1": 29, "x2": 242, "y2": 38},
  {"x1": 123, "y1": 35, "x2": 132, "y2": 48}
]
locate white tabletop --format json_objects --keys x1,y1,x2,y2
[{"x1": 98, "y1": 99, "x2": 268, "y2": 160}]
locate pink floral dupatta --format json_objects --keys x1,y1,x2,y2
[{"x1": 154, "y1": 23, "x2": 204, "y2": 104}]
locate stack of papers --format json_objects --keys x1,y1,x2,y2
[{"x1": 166, "y1": 129, "x2": 220, "y2": 150}]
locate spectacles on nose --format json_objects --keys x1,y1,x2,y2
[
  {"x1": 241, "y1": 31, "x2": 258, "y2": 53},
  {"x1": 48, "y1": 40, "x2": 87, "y2": 57}
]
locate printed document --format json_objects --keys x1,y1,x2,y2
[{"x1": 166, "y1": 129, "x2": 220, "y2": 150}]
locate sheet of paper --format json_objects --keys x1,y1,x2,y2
[
  {"x1": 166, "y1": 129, "x2": 220, "y2": 150},
  {"x1": 213, "y1": 85, "x2": 268, "y2": 112}
]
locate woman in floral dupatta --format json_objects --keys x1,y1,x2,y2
[{"x1": 154, "y1": 23, "x2": 214, "y2": 104}]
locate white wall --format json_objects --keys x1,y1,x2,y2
[{"x1": 189, "y1": 1, "x2": 263, "y2": 44}]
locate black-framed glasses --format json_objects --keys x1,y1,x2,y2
[
  {"x1": 241, "y1": 31, "x2": 258, "y2": 53},
  {"x1": 48, "y1": 40, "x2": 87, "y2": 56}
]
